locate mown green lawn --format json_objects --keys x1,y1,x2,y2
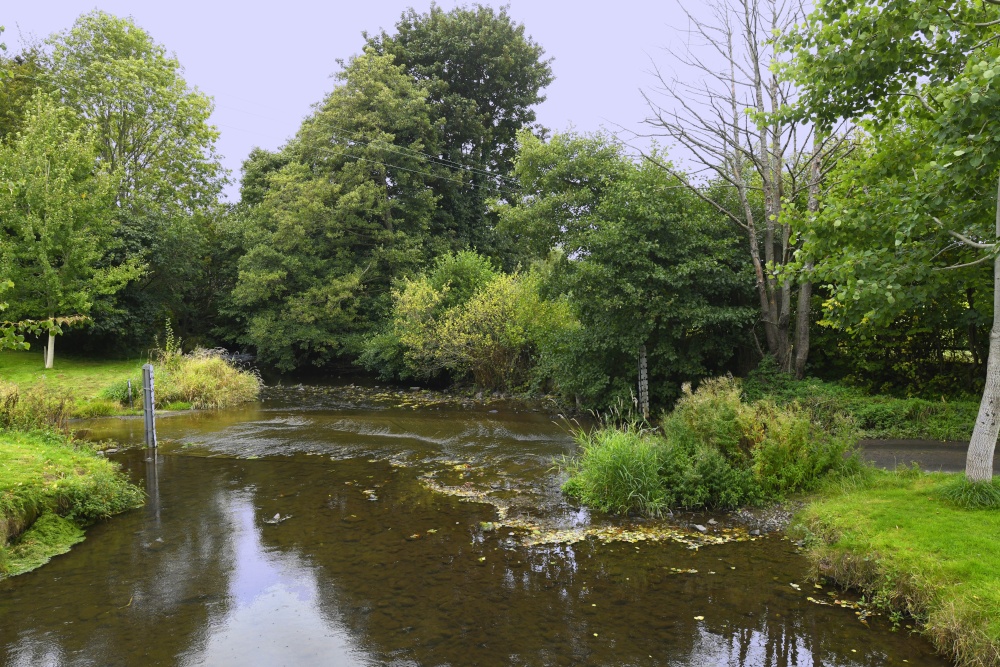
[
  {"x1": 0, "y1": 350, "x2": 143, "y2": 401},
  {"x1": 798, "y1": 470, "x2": 1000, "y2": 667}
]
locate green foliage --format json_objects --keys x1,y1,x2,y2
[
  {"x1": 0, "y1": 95, "x2": 138, "y2": 332},
  {"x1": 563, "y1": 377, "x2": 857, "y2": 514},
  {"x1": 781, "y1": 1, "x2": 1000, "y2": 440},
  {"x1": 497, "y1": 132, "x2": 755, "y2": 407},
  {"x1": 362, "y1": 259, "x2": 578, "y2": 391},
  {"x1": 939, "y1": 476, "x2": 1000, "y2": 510},
  {"x1": 427, "y1": 251, "x2": 498, "y2": 310},
  {"x1": 0, "y1": 41, "x2": 48, "y2": 143},
  {"x1": 233, "y1": 50, "x2": 441, "y2": 370},
  {"x1": 43, "y1": 10, "x2": 225, "y2": 346},
  {"x1": 366, "y1": 4, "x2": 553, "y2": 252},
  {"x1": 743, "y1": 357, "x2": 980, "y2": 441}
]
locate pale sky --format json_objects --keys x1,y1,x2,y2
[{"x1": 4, "y1": 1, "x2": 693, "y2": 199}]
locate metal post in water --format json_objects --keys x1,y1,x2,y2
[
  {"x1": 142, "y1": 363, "x2": 157, "y2": 448},
  {"x1": 637, "y1": 344, "x2": 649, "y2": 421}
]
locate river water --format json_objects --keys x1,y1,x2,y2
[{"x1": 0, "y1": 386, "x2": 950, "y2": 666}]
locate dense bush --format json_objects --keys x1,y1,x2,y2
[
  {"x1": 562, "y1": 377, "x2": 858, "y2": 514},
  {"x1": 743, "y1": 355, "x2": 979, "y2": 441},
  {"x1": 360, "y1": 254, "x2": 578, "y2": 392}
]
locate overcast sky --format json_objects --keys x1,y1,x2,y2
[{"x1": 4, "y1": 1, "x2": 695, "y2": 199}]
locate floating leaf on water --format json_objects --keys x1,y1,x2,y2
[{"x1": 694, "y1": 616, "x2": 705, "y2": 621}]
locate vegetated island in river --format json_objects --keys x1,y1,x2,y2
[
  {"x1": 0, "y1": 347, "x2": 262, "y2": 577},
  {"x1": 559, "y1": 372, "x2": 1000, "y2": 667}
]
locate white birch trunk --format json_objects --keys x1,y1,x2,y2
[
  {"x1": 44, "y1": 330, "x2": 55, "y2": 370},
  {"x1": 965, "y1": 175, "x2": 1000, "y2": 482}
]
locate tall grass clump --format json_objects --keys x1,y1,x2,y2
[
  {"x1": 98, "y1": 343, "x2": 261, "y2": 411},
  {"x1": 154, "y1": 348, "x2": 261, "y2": 410},
  {"x1": 562, "y1": 377, "x2": 859, "y2": 514},
  {"x1": 0, "y1": 381, "x2": 72, "y2": 433},
  {"x1": 561, "y1": 427, "x2": 669, "y2": 516},
  {"x1": 938, "y1": 476, "x2": 1000, "y2": 510}
]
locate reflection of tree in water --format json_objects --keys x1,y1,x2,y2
[
  {"x1": 244, "y1": 457, "x2": 930, "y2": 667},
  {"x1": 0, "y1": 454, "x2": 242, "y2": 666},
  {"x1": 0, "y1": 447, "x2": 946, "y2": 667}
]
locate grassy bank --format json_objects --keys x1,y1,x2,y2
[
  {"x1": 0, "y1": 429, "x2": 144, "y2": 577},
  {"x1": 0, "y1": 349, "x2": 261, "y2": 418},
  {"x1": 796, "y1": 470, "x2": 1000, "y2": 667}
]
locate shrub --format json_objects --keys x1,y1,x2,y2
[
  {"x1": 562, "y1": 376, "x2": 859, "y2": 515},
  {"x1": 361, "y1": 260, "x2": 579, "y2": 392}
]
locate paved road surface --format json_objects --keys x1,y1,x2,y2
[{"x1": 859, "y1": 439, "x2": 999, "y2": 474}]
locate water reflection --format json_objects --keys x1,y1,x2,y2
[{"x1": 0, "y1": 390, "x2": 950, "y2": 666}]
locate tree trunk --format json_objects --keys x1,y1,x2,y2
[
  {"x1": 965, "y1": 175, "x2": 1000, "y2": 482},
  {"x1": 45, "y1": 329, "x2": 55, "y2": 370},
  {"x1": 794, "y1": 272, "x2": 813, "y2": 380},
  {"x1": 793, "y1": 139, "x2": 821, "y2": 380}
]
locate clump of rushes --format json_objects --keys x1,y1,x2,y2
[
  {"x1": 797, "y1": 469, "x2": 1000, "y2": 667},
  {"x1": 99, "y1": 348, "x2": 261, "y2": 411},
  {"x1": 561, "y1": 377, "x2": 859, "y2": 513},
  {"x1": 0, "y1": 429, "x2": 144, "y2": 577},
  {"x1": 938, "y1": 476, "x2": 1000, "y2": 510},
  {"x1": 154, "y1": 348, "x2": 261, "y2": 410}
]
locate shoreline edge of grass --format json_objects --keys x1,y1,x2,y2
[
  {"x1": 794, "y1": 469, "x2": 1000, "y2": 667},
  {"x1": 0, "y1": 429, "x2": 145, "y2": 578}
]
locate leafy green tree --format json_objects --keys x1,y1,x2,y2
[
  {"x1": 0, "y1": 40, "x2": 48, "y2": 143},
  {"x1": 232, "y1": 50, "x2": 445, "y2": 370},
  {"x1": 43, "y1": 11, "x2": 225, "y2": 346},
  {"x1": 0, "y1": 96, "x2": 138, "y2": 367},
  {"x1": 783, "y1": 0, "x2": 1000, "y2": 481},
  {"x1": 365, "y1": 4, "x2": 553, "y2": 252},
  {"x1": 497, "y1": 132, "x2": 755, "y2": 407}
]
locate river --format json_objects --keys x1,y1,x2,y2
[{"x1": 0, "y1": 385, "x2": 950, "y2": 666}]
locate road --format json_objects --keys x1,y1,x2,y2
[{"x1": 859, "y1": 440, "x2": 999, "y2": 474}]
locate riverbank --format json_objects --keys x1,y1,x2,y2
[
  {"x1": 0, "y1": 429, "x2": 144, "y2": 577},
  {"x1": 795, "y1": 469, "x2": 1000, "y2": 667}
]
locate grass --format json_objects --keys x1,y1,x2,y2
[
  {"x1": 0, "y1": 429, "x2": 144, "y2": 577},
  {"x1": 797, "y1": 468, "x2": 1000, "y2": 667},
  {"x1": 0, "y1": 351, "x2": 143, "y2": 401},
  {"x1": 0, "y1": 349, "x2": 261, "y2": 417}
]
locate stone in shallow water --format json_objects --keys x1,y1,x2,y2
[{"x1": 693, "y1": 524, "x2": 708, "y2": 533}]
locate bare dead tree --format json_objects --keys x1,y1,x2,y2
[{"x1": 640, "y1": 0, "x2": 849, "y2": 377}]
